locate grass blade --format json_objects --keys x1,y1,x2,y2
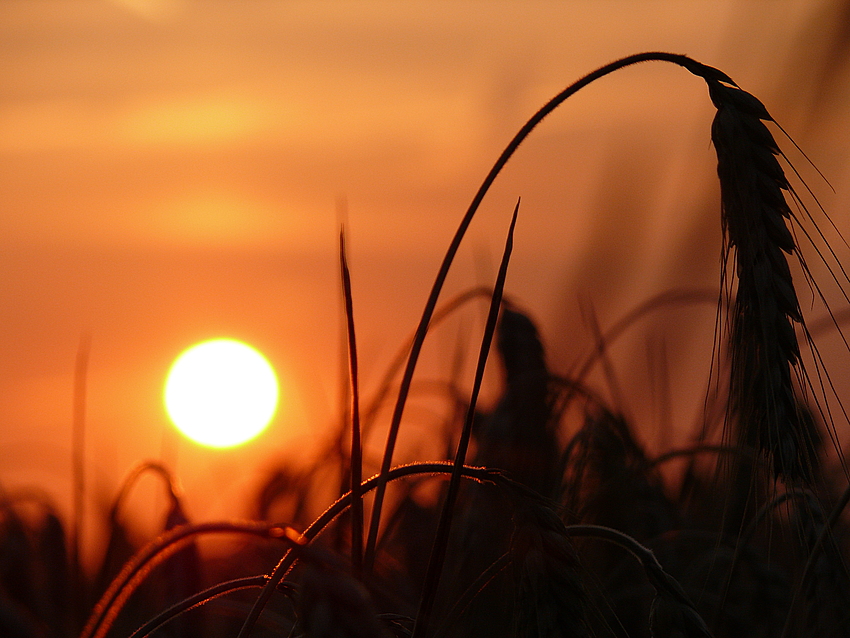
[
  {"x1": 340, "y1": 227, "x2": 364, "y2": 578},
  {"x1": 412, "y1": 199, "x2": 519, "y2": 638}
]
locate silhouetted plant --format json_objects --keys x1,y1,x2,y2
[{"x1": 3, "y1": 51, "x2": 850, "y2": 638}]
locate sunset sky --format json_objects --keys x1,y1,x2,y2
[{"x1": 2, "y1": 0, "x2": 849, "y2": 567}]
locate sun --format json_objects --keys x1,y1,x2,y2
[{"x1": 164, "y1": 338, "x2": 279, "y2": 448}]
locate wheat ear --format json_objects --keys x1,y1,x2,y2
[{"x1": 706, "y1": 77, "x2": 816, "y2": 481}]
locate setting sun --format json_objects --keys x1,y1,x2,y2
[{"x1": 164, "y1": 338, "x2": 279, "y2": 448}]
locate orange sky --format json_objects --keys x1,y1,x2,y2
[{"x1": 2, "y1": 0, "x2": 849, "y2": 567}]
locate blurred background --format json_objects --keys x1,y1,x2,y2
[{"x1": 1, "y1": 0, "x2": 849, "y2": 572}]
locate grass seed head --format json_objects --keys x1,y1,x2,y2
[
  {"x1": 475, "y1": 307, "x2": 561, "y2": 498},
  {"x1": 708, "y1": 79, "x2": 815, "y2": 482}
]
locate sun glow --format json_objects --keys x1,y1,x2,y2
[{"x1": 164, "y1": 338, "x2": 279, "y2": 448}]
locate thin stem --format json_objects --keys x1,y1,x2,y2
[{"x1": 108, "y1": 460, "x2": 181, "y2": 523}]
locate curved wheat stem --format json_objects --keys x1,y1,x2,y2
[{"x1": 361, "y1": 51, "x2": 730, "y2": 576}]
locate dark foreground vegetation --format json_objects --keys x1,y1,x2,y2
[{"x1": 3, "y1": 52, "x2": 850, "y2": 638}]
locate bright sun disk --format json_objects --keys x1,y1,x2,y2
[{"x1": 164, "y1": 338, "x2": 279, "y2": 448}]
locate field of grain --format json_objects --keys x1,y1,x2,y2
[{"x1": 4, "y1": 47, "x2": 850, "y2": 637}]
